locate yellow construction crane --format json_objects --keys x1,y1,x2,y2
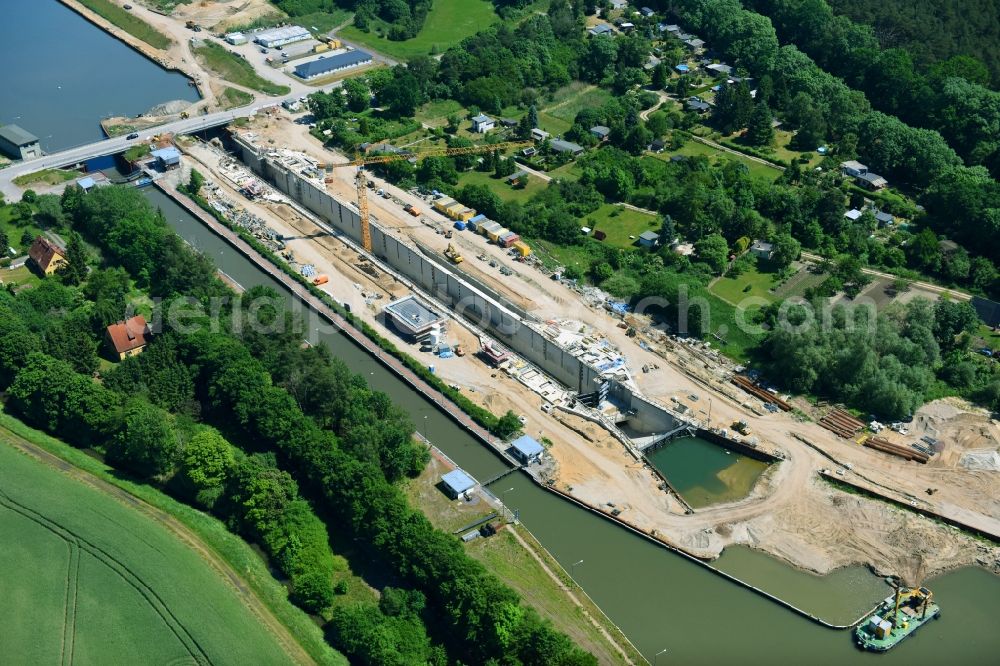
[{"x1": 328, "y1": 140, "x2": 533, "y2": 252}]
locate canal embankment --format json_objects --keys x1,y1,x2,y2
[
  {"x1": 152, "y1": 177, "x2": 886, "y2": 631},
  {"x1": 146, "y1": 179, "x2": 1000, "y2": 663}
]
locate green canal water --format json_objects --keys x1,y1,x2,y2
[
  {"x1": 147, "y1": 186, "x2": 1000, "y2": 664},
  {"x1": 647, "y1": 436, "x2": 770, "y2": 508}
]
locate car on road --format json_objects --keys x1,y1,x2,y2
[
  {"x1": 126, "y1": 132, "x2": 139, "y2": 140},
  {"x1": 978, "y1": 347, "x2": 994, "y2": 357}
]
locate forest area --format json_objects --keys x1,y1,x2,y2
[
  {"x1": 0, "y1": 185, "x2": 594, "y2": 665},
  {"x1": 828, "y1": 0, "x2": 1000, "y2": 88}
]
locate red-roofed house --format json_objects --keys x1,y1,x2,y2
[
  {"x1": 105, "y1": 315, "x2": 150, "y2": 360},
  {"x1": 28, "y1": 236, "x2": 67, "y2": 275}
]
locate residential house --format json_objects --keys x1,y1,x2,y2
[
  {"x1": 105, "y1": 315, "x2": 150, "y2": 361},
  {"x1": 840, "y1": 160, "x2": 868, "y2": 178},
  {"x1": 684, "y1": 38, "x2": 705, "y2": 51},
  {"x1": 649, "y1": 138, "x2": 666, "y2": 153},
  {"x1": 531, "y1": 128, "x2": 550, "y2": 141},
  {"x1": 589, "y1": 23, "x2": 614, "y2": 36},
  {"x1": 706, "y1": 63, "x2": 733, "y2": 76},
  {"x1": 686, "y1": 98, "x2": 711, "y2": 113},
  {"x1": 938, "y1": 239, "x2": 960, "y2": 255},
  {"x1": 874, "y1": 211, "x2": 895, "y2": 227},
  {"x1": 471, "y1": 113, "x2": 495, "y2": 133},
  {"x1": 549, "y1": 139, "x2": 585, "y2": 156},
  {"x1": 609, "y1": 0, "x2": 629, "y2": 9},
  {"x1": 27, "y1": 237, "x2": 67, "y2": 276},
  {"x1": 619, "y1": 22, "x2": 635, "y2": 32},
  {"x1": 640, "y1": 7, "x2": 655, "y2": 17},
  {"x1": 505, "y1": 170, "x2": 528, "y2": 186},
  {"x1": 844, "y1": 209, "x2": 863, "y2": 222},
  {"x1": 590, "y1": 125, "x2": 611, "y2": 140},
  {"x1": 661, "y1": 24, "x2": 680, "y2": 34},
  {"x1": 856, "y1": 172, "x2": 888, "y2": 190},
  {"x1": 499, "y1": 118, "x2": 518, "y2": 129},
  {"x1": 750, "y1": 240, "x2": 774, "y2": 260},
  {"x1": 638, "y1": 231, "x2": 660, "y2": 248}
]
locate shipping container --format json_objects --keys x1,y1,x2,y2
[
  {"x1": 480, "y1": 221, "x2": 502, "y2": 238},
  {"x1": 498, "y1": 231, "x2": 520, "y2": 248},
  {"x1": 454, "y1": 221, "x2": 467, "y2": 231},
  {"x1": 513, "y1": 241, "x2": 531, "y2": 257}
]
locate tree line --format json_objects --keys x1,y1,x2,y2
[{"x1": 0, "y1": 186, "x2": 594, "y2": 664}]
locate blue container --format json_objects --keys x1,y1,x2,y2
[{"x1": 454, "y1": 221, "x2": 466, "y2": 231}]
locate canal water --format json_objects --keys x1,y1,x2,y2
[
  {"x1": 145, "y1": 186, "x2": 1000, "y2": 664},
  {"x1": 647, "y1": 435, "x2": 769, "y2": 508},
  {"x1": 0, "y1": 0, "x2": 199, "y2": 153}
]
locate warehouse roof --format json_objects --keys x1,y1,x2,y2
[
  {"x1": 383, "y1": 295, "x2": 444, "y2": 334},
  {"x1": 294, "y1": 50, "x2": 372, "y2": 79},
  {"x1": 0, "y1": 124, "x2": 39, "y2": 146},
  {"x1": 151, "y1": 147, "x2": 181, "y2": 162},
  {"x1": 255, "y1": 25, "x2": 310, "y2": 42}
]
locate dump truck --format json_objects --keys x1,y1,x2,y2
[
  {"x1": 444, "y1": 243, "x2": 463, "y2": 264},
  {"x1": 312, "y1": 274, "x2": 329, "y2": 286}
]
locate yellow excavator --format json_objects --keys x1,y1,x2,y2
[{"x1": 444, "y1": 243, "x2": 463, "y2": 264}]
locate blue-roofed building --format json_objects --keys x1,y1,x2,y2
[
  {"x1": 441, "y1": 469, "x2": 476, "y2": 499},
  {"x1": 510, "y1": 435, "x2": 544, "y2": 465},
  {"x1": 76, "y1": 176, "x2": 96, "y2": 191},
  {"x1": 293, "y1": 50, "x2": 372, "y2": 80},
  {"x1": 151, "y1": 147, "x2": 181, "y2": 170}
]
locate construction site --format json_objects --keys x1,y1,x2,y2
[{"x1": 171, "y1": 106, "x2": 1000, "y2": 584}]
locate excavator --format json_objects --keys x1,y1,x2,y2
[
  {"x1": 327, "y1": 140, "x2": 533, "y2": 253},
  {"x1": 444, "y1": 243, "x2": 463, "y2": 264}
]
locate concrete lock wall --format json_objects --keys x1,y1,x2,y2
[
  {"x1": 610, "y1": 382, "x2": 685, "y2": 433},
  {"x1": 233, "y1": 138, "x2": 675, "y2": 424}
]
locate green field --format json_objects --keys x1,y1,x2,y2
[
  {"x1": 414, "y1": 99, "x2": 465, "y2": 127},
  {"x1": 656, "y1": 139, "x2": 783, "y2": 181},
  {"x1": 586, "y1": 204, "x2": 660, "y2": 249},
  {"x1": 76, "y1": 0, "x2": 172, "y2": 50},
  {"x1": 457, "y1": 169, "x2": 545, "y2": 203},
  {"x1": 0, "y1": 415, "x2": 342, "y2": 665},
  {"x1": 339, "y1": 0, "x2": 498, "y2": 60},
  {"x1": 192, "y1": 41, "x2": 290, "y2": 96},
  {"x1": 540, "y1": 84, "x2": 613, "y2": 126},
  {"x1": 12, "y1": 169, "x2": 77, "y2": 188},
  {"x1": 709, "y1": 260, "x2": 781, "y2": 305}
]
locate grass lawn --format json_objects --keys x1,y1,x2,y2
[
  {"x1": 12, "y1": 169, "x2": 77, "y2": 188},
  {"x1": 339, "y1": 0, "x2": 498, "y2": 60},
  {"x1": 974, "y1": 324, "x2": 1000, "y2": 353},
  {"x1": 770, "y1": 130, "x2": 822, "y2": 168},
  {"x1": 0, "y1": 202, "x2": 47, "y2": 257},
  {"x1": 709, "y1": 259, "x2": 781, "y2": 305},
  {"x1": 76, "y1": 0, "x2": 172, "y2": 50},
  {"x1": 530, "y1": 238, "x2": 597, "y2": 272},
  {"x1": 0, "y1": 413, "x2": 342, "y2": 665},
  {"x1": 659, "y1": 138, "x2": 782, "y2": 181},
  {"x1": 544, "y1": 160, "x2": 584, "y2": 181},
  {"x1": 457, "y1": 169, "x2": 545, "y2": 204},
  {"x1": 540, "y1": 85, "x2": 613, "y2": 124},
  {"x1": 415, "y1": 99, "x2": 465, "y2": 127},
  {"x1": 192, "y1": 41, "x2": 290, "y2": 96},
  {"x1": 219, "y1": 86, "x2": 255, "y2": 109},
  {"x1": 585, "y1": 204, "x2": 659, "y2": 249},
  {"x1": 404, "y1": 456, "x2": 638, "y2": 665},
  {"x1": 772, "y1": 263, "x2": 828, "y2": 299},
  {"x1": 0, "y1": 417, "x2": 339, "y2": 665}
]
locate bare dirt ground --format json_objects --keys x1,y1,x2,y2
[
  {"x1": 199, "y1": 112, "x2": 1000, "y2": 583},
  {"x1": 166, "y1": 0, "x2": 282, "y2": 33}
]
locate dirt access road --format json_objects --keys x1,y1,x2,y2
[{"x1": 0, "y1": 420, "x2": 315, "y2": 665}]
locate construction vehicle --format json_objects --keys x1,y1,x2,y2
[
  {"x1": 312, "y1": 274, "x2": 329, "y2": 286},
  {"x1": 454, "y1": 344, "x2": 466, "y2": 357},
  {"x1": 732, "y1": 420, "x2": 751, "y2": 435},
  {"x1": 180, "y1": 111, "x2": 189, "y2": 119},
  {"x1": 444, "y1": 229, "x2": 453, "y2": 239},
  {"x1": 445, "y1": 243, "x2": 463, "y2": 264},
  {"x1": 328, "y1": 140, "x2": 533, "y2": 252}
]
